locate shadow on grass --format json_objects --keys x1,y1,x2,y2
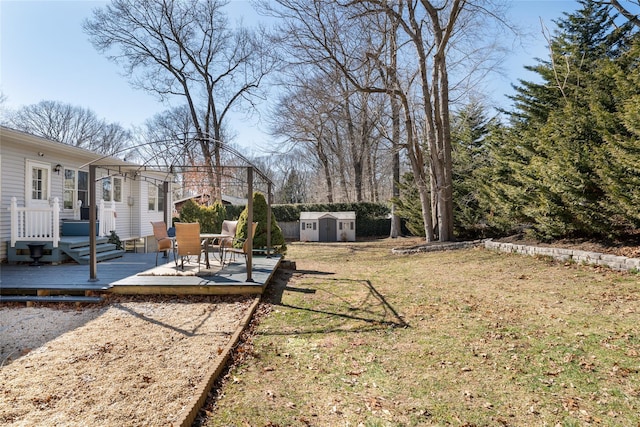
[{"x1": 262, "y1": 268, "x2": 408, "y2": 334}]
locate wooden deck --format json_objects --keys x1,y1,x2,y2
[{"x1": 0, "y1": 252, "x2": 281, "y2": 300}]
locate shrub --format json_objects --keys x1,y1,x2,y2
[
  {"x1": 178, "y1": 198, "x2": 226, "y2": 232},
  {"x1": 236, "y1": 192, "x2": 287, "y2": 254}
]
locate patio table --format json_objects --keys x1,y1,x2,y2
[{"x1": 200, "y1": 233, "x2": 227, "y2": 269}]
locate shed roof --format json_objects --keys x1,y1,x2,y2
[{"x1": 300, "y1": 211, "x2": 356, "y2": 220}]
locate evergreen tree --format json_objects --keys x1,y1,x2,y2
[
  {"x1": 279, "y1": 169, "x2": 306, "y2": 204},
  {"x1": 451, "y1": 101, "x2": 496, "y2": 238},
  {"x1": 486, "y1": 0, "x2": 633, "y2": 239},
  {"x1": 593, "y1": 38, "x2": 640, "y2": 230},
  {"x1": 391, "y1": 173, "x2": 425, "y2": 237},
  {"x1": 475, "y1": 124, "x2": 532, "y2": 235}
]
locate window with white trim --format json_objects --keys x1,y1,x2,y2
[
  {"x1": 31, "y1": 166, "x2": 48, "y2": 200},
  {"x1": 64, "y1": 169, "x2": 76, "y2": 209},
  {"x1": 102, "y1": 176, "x2": 122, "y2": 203},
  {"x1": 148, "y1": 182, "x2": 157, "y2": 211},
  {"x1": 157, "y1": 184, "x2": 165, "y2": 212},
  {"x1": 64, "y1": 169, "x2": 90, "y2": 210}
]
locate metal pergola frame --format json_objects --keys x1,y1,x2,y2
[{"x1": 85, "y1": 135, "x2": 274, "y2": 284}]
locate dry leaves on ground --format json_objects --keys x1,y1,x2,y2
[{"x1": 0, "y1": 295, "x2": 254, "y2": 427}]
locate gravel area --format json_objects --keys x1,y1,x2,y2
[{"x1": 0, "y1": 295, "x2": 254, "y2": 426}]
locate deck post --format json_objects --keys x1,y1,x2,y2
[
  {"x1": 266, "y1": 182, "x2": 272, "y2": 258},
  {"x1": 163, "y1": 181, "x2": 170, "y2": 227},
  {"x1": 52, "y1": 197, "x2": 60, "y2": 248},
  {"x1": 89, "y1": 165, "x2": 98, "y2": 282},
  {"x1": 10, "y1": 197, "x2": 17, "y2": 247},
  {"x1": 98, "y1": 200, "x2": 105, "y2": 237},
  {"x1": 246, "y1": 167, "x2": 253, "y2": 282}
]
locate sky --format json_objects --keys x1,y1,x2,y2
[{"x1": 0, "y1": 0, "x2": 583, "y2": 151}]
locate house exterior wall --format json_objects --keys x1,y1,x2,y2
[
  {"x1": 0, "y1": 136, "x2": 85, "y2": 259},
  {"x1": 139, "y1": 180, "x2": 168, "y2": 242},
  {"x1": 0, "y1": 127, "x2": 173, "y2": 261}
]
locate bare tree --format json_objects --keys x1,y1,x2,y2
[
  {"x1": 270, "y1": 75, "x2": 339, "y2": 202},
  {"x1": 262, "y1": 0, "x2": 510, "y2": 241},
  {"x1": 84, "y1": 0, "x2": 277, "y2": 199},
  {"x1": 6, "y1": 100, "x2": 131, "y2": 154},
  {"x1": 264, "y1": 1, "x2": 392, "y2": 204},
  {"x1": 130, "y1": 106, "x2": 198, "y2": 199},
  {"x1": 0, "y1": 92, "x2": 7, "y2": 121}
]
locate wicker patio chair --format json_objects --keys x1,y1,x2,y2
[
  {"x1": 223, "y1": 222, "x2": 257, "y2": 269},
  {"x1": 174, "y1": 222, "x2": 205, "y2": 271},
  {"x1": 150, "y1": 221, "x2": 175, "y2": 266},
  {"x1": 217, "y1": 220, "x2": 238, "y2": 264}
]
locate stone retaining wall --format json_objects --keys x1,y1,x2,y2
[
  {"x1": 484, "y1": 239, "x2": 640, "y2": 272},
  {"x1": 391, "y1": 238, "x2": 640, "y2": 272}
]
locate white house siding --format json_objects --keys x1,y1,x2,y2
[
  {"x1": 0, "y1": 127, "x2": 174, "y2": 261},
  {"x1": 0, "y1": 139, "x2": 54, "y2": 260},
  {"x1": 129, "y1": 178, "x2": 142, "y2": 240},
  {"x1": 139, "y1": 180, "x2": 154, "y2": 238},
  {"x1": 137, "y1": 179, "x2": 170, "y2": 250}
]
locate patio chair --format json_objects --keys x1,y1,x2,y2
[
  {"x1": 151, "y1": 221, "x2": 175, "y2": 266},
  {"x1": 174, "y1": 222, "x2": 205, "y2": 271},
  {"x1": 216, "y1": 220, "x2": 238, "y2": 264},
  {"x1": 223, "y1": 222, "x2": 257, "y2": 269}
]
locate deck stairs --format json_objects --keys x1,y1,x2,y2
[
  {"x1": 2, "y1": 237, "x2": 122, "y2": 303},
  {"x1": 58, "y1": 237, "x2": 125, "y2": 265},
  {"x1": 7, "y1": 237, "x2": 125, "y2": 265}
]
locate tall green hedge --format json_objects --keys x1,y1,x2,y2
[
  {"x1": 227, "y1": 201, "x2": 394, "y2": 237},
  {"x1": 177, "y1": 199, "x2": 226, "y2": 233},
  {"x1": 271, "y1": 202, "x2": 390, "y2": 223}
]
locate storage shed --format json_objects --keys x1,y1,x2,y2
[{"x1": 300, "y1": 211, "x2": 356, "y2": 242}]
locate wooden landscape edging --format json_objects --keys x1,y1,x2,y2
[
  {"x1": 390, "y1": 239, "x2": 484, "y2": 254},
  {"x1": 175, "y1": 295, "x2": 262, "y2": 427}
]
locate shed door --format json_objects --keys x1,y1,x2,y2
[{"x1": 319, "y1": 218, "x2": 336, "y2": 242}]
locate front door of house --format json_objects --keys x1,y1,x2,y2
[{"x1": 319, "y1": 218, "x2": 336, "y2": 242}]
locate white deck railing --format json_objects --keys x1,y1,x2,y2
[
  {"x1": 9, "y1": 197, "x2": 119, "y2": 245},
  {"x1": 9, "y1": 197, "x2": 60, "y2": 248}
]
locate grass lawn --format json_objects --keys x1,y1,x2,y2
[{"x1": 202, "y1": 239, "x2": 640, "y2": 426}]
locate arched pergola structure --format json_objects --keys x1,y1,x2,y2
[{"x1": 85, "y1": 134, "x2": 274, "y2": 283}]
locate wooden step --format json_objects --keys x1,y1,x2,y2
[
  {"x1": 0, "y1": 295, "x2": 103, "y2": 303},
  {"x1": 76, "y1": 249, "x2": 125, "y2": 264},
  {"x1": 60, "y1": 237, "x2": 109, "y2": 250},
  {"x1": 0, "y1": 283, "x2": 111, "y2": 291},
  {"x1": 66, "y1": 243, "x2": 118, "y2": 257}
]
